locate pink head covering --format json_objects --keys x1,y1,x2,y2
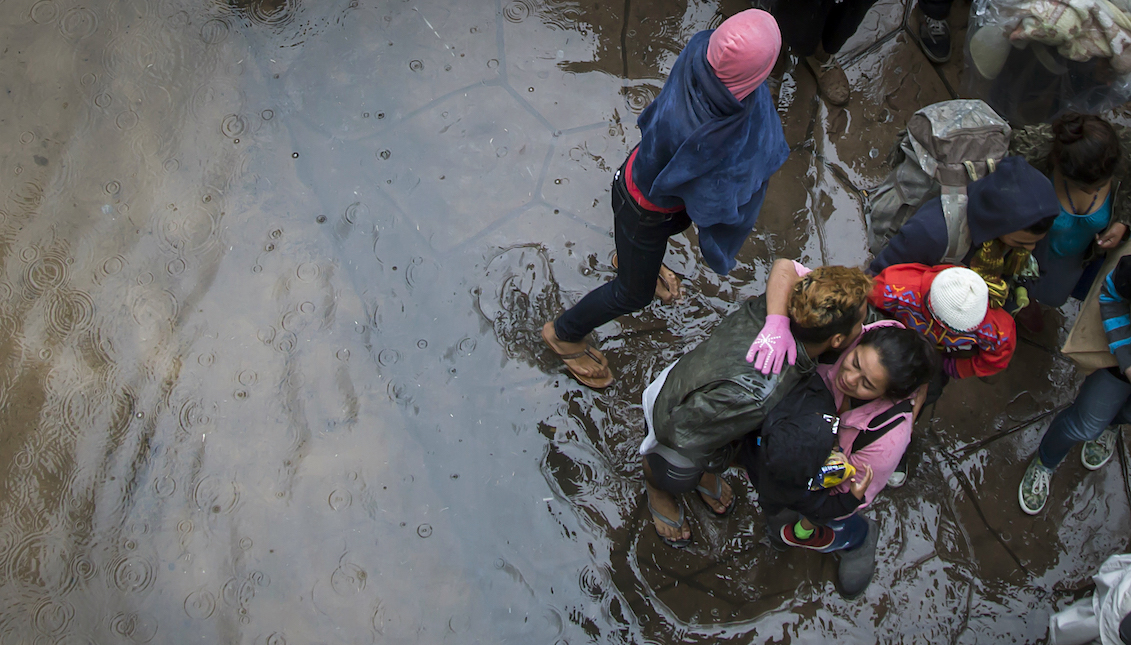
[{"x1": 706, "y1": 9, "x2": 782, "y2": 102}]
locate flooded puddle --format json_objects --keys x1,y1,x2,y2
[{"x1": 0, "y1": 0, "x2": 1128, "y2": 642}]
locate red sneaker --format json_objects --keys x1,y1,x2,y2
[{"x1": 780, "y1": 523, "x2": 835, "y2": 550}]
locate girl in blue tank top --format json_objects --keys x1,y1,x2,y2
[{"x1": 1024, "y1": 114, "x2": 1125, "y2": 314}]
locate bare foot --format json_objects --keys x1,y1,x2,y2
[
  {"x1": 647, "y1": 489, "x2": 691, "y2": 542},
  {"x1": 655, "y1": 264, "x2": 684, "y2": 304},
  {"x1": 611, "y1": 254, "x2": 683, "y2": 304},
  {"x1": 541, "y1": 322, "x2": 613, "y2": 388},
  {"x1": 696, "y1": 472, "x2": 733, "y2": 515}
]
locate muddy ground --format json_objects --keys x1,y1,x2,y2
[{"x1": 0, "y1": 0, "x2": 1129, "y2": 642}]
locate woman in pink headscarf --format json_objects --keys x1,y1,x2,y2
[{"x1": 542, "y1": 9, "x2": 790, "y2": 392}]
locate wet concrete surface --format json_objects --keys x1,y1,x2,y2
[{"x1": 0, "y1": 0, "x2": 1129, "y2": 642}]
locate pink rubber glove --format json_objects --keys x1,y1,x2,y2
[{"x1": 745, "y1": 314, "x2": 796, "y2": 375}]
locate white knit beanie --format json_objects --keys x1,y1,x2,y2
[{"x1": 928, "y1": 267, "x2": 989, "y2": 333}]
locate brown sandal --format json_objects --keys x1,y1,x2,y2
[
  {"x1": 542, "y1": 323, "x2": 614, "y2": 389},
  {"x1": 611, "y1": 254, "x2": 682, "y2": 304}
]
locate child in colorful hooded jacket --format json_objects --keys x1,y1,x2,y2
[{"x1": 868, "y1": 263, "x2": 1016, "y2": 380}]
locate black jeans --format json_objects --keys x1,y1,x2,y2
[
  {"x1": 919, "y1": 0, "x2": 953, "y2": 20},
  {"x1": 553, "y1": 164, "x2": 691, "y2": 343},
  {"x1": 924, "y1": 369, "x2": 950, "y2": 406},
  {"x1": 772, "y1": 0, "x2": 881, "y2": 57}
]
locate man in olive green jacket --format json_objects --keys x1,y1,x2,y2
[{"x1": 640, "y1": 265, "x2": 874, "y2": 547}]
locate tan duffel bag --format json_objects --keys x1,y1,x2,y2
[{"x1": 1062, "y1": 239, "x2": 1131, "y2": 374}]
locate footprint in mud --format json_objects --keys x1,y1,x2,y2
[{"x1": 476, "y1": 244, "x2": 564, "y2": 366}]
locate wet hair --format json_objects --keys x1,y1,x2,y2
[
  {"x1": 788, "y1": 266, "x2": 873, "y2": 344},
  {"x1": 1024, "y1": 213, "x2": 1057, "y2": 235},
  {"x1": 1051, "y1": 113, "x2": 1120, "y2": 186},
  {"x1": 857, "y1": 326, "x2": 941, "y2": 400}
]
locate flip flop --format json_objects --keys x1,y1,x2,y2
[
  {"x1": 696, "y1": 475, "x2": 734, "y2": 517},
  {"x1": 611, "y1": 254, "x2": 682, "y2": 304},
  {"x1": 541, "y1": 324, "x2": 614, "y2": 389},
  {"x1": 648, "y1": 499, "x2": 691, "y2": 549}
]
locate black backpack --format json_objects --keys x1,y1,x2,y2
[{"x1": 759, "y1": 374, "x2": 840, "y2": 488}]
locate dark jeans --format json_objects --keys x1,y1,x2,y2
[
  {"x1": 1038, "y1": 368, "x2": 1131, "y2": 469},
  {"x1": 820, "y1": 514, "x2": 869, "y2": 552},
  {"x1": 772, "y1": 0, "x2": 881, "y2": 57},
  {"x1": 919, "y1": 0, "x2": 953, "y2": 20},
  {"x1": 925, "y1": 369, "x2": 950, "y2": 406},
  {"x1": 553, "y1": 165, "x2": 691, "y2": 343}
]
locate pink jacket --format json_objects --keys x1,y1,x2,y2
[{"x1": 817, "y1": 320, "x2": 916, "y2": 510}]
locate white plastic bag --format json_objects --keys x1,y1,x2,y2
[{"x1": 964, "y1": 0, "x2": 1131, "y2": 123}]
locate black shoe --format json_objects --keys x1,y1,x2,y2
[
  {"x1": 835, "y1": 518, "x2": 879, "y2": 600},
  {"x1": 918, "y1": 16, "x2": 952, "y2": 64}
]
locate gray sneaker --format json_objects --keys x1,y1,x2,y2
[
  {"x1": 1018, "y1": 456, "x2": 1053, "y2": 515},
  {"x1": 1081, "y1": 427, "x2": 1119, "y2": 471}
]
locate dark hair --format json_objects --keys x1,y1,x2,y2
[
  {"x1": 1051, "y1": 113, "x2": 1120, "y2": 186},
  {"x1": 1024, "y1": 213, "x2": 1057, "y2": 235},
  {"x1": 857, "y1": 326, "x2": 940, "y2": 399}
]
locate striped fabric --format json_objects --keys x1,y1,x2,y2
[{"x1": 1099, "y1": 270, "x2": 1131, "y2": 373}]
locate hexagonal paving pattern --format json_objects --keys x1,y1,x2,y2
[{"x1": 0, "y1": 0, "x2": 1127, "y2": 643}]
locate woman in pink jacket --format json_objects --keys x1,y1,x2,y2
[
  {"x1": 774, "y1": 319, "x2": 940, "y2": 558},
  {"x1": 819, "y1": 321, "x2": 939, "y2": 510},
  {"x1": 747, "y1": 259, "x2": 942, "y2": 504}
]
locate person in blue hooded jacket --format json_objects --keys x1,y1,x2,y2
[
  {"x1": 541, "y1": 9, "x2": 790, "y2": 389},
  {"x1": 868, "y1": 156, "x2": 1060, "y2": 308}
]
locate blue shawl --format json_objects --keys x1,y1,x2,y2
[{"x1": 632, "y1": 30, "x2": 790, "y2": 275}]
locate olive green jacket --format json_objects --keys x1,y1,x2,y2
[
  {"x1": 652, "y1": 295, "x2": 816, "y2": 472},
  {"x1": 1010, "y1": 123, "x2": 1131, "y2": 227}
]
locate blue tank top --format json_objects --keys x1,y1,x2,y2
[{"x1": 1048, "y1": 193, "x2": 1113, "y2": 259}]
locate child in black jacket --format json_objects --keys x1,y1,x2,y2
[{"x1": 741, "y1": 373, "x2": 879, "y2": 599}]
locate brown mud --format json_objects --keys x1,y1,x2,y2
[{"x1": 0, "y1": 0, "x2": 1128, "y2": 642}]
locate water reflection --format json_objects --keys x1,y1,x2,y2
[
  {"x1": 226, "y1": 0, "x2": 290, "y2": 27},
  {"x1": 0, "y1": 0, "x2": 1126, "y2": 642}
]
